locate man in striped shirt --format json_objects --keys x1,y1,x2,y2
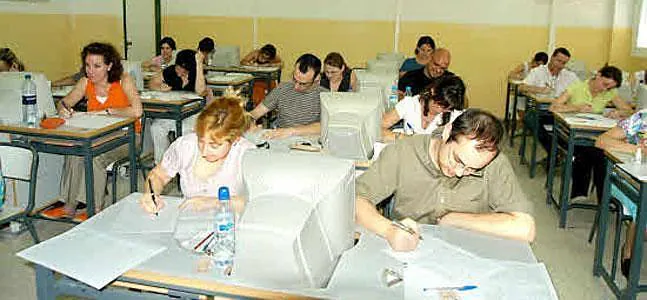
[{"x1": 250, "y1": 53, "x2": 328, "y2": 139}]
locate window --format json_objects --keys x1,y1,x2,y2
[{"x1": 634, "y1": 0, "x2": 647, "y2": 56}]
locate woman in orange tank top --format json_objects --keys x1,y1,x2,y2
[{"x1": 56, "y1": 42, "x2": 143, "y2": 218}]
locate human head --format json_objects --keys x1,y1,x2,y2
[
  {"x1": 323, "y1": 52, "x2": 348, "y2": 80},
  {"x1": 592, "y1": 65, "x2": 622, "y2": 92},
  {"x1": 0, "y1": 48, "x2": 25, "y2": 72},
  {"x1": 414, "y1": 35, "x2": 435, "y2": 59},
  {"x1": 195, "y1": 96, "x2": 251, "y2": 162},
  {"x1": 548, "y1": 47, "x2": 571, "y2": 73},
  {"x1": 426, "y1": 48, "x2": 451, "y2": 78},
  {"x1": 257, "y1": 44, "x2": 277, "y2": 64},
  {"x1": 293, "y1": 53, "x2": 322, "y2": 92},
  {"x1": 419, "y1": 75, "x2": 466, "y2": 125},
  {"x1": 173, "y1": 49, "x2": 197, "y2": 79},
  {"x1": 159, "y1": 37, "x2": 176, "y2": 59},
  {"x1": 81, "y1": 42, "x2": 123, "y2": 83},
  {"x1": 436, "y1": 109, "x2": 504, "y2": 177},
  {"x1": 198, "y1": 37, "x2": 215, "y2": 57},
  {"x1": 531, "y1": 52, "x2": 548, "y2": 67}
]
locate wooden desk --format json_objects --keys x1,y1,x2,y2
[
  {"x1": 505, "y1": 79, "x2": 523, "y2": 147},
  {"x1": 205, "y1": 65, "x2": 282, "y2": 88},
  {"x1": 140, "y1": 91, "x2": 206, "y2": 138},
  {"x1": 594, "y1": 151, "x2": 647, "y2": 299},
  {"x1": 546, "y1": 112, "x2": 617, "y2": 228},
  {"x1": 0, "y1": 115, "x2": 137, "y2": 217},
  {"x1": 519, "y1": 93, "x2": 553, "y2": 178},
  {"x1": 206, "y1": 75, "x2": 254, "y2": 110}
]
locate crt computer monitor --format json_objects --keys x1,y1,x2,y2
[
  {"x1": 367, "y1": 58, "x2": 400, "y2": 75},
  {"x1": 212, "y1": 45, "x2": 240, "y2": 67},
  {"x1": 0, "y1": 72, "x2": 56, "y2": 123},
  {"x1": 234, "y1": 150, "x2": 355, "y2": 289},
  {"x1": 355, "y1": 69, "x2": 397, "y2": 111},
  {"x1": 320, "y1": 91, "x2": 381, "y2": 161}
]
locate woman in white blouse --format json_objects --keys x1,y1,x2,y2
[{"x1": 382, "y1": 75, "x2": 465, "y2": 140}]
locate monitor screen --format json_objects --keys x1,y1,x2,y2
[
  {"x1": 0, "y1": 72, "x2": 56, "y2": 122},
  {"x1": 234, "y1": 150, "x2": 355, "y2": 289},
  {"x1": 320, "y1": 92, "x2": 381, "y2": 160},
  {"x1": 212, "y1": 45, "x2": 240, "y2": 67}
]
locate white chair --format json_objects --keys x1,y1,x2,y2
[{"x1": 0, "y1": 141, "x2": 40, "y2": 243}]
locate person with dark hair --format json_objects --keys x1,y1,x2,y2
[
  {"x1": 355, "y1": 108, "x2": 535, "y2": 251},
  {"x1": 398, "y1": 48, "x2": 454, "y2": 97},
  {"x1": 320, "y1": 52, "x2": 358, "y2": 92},
  {"x1": 56, "y1": 42, "x2": 143, "y2": 218},
  {"x1": 142, "y1": 36, "x2": 177, "y2": 71},
  {"x1": 399, "y1": 36, "x2": 435, "y2": 78},
  {"x1": 241, "y1": 44, "x2": 282, "y2": 67},
  {"x1": 249, "y1": 53, "x2": 327, "y2": 139},
  {"x1": 382, "y1": 75, "x2": 465, "y2": 140},
  {"x1": 197, "y1": 37, "x2": 215, "y2": 65},
  {"x1": 509, "y1": 51, "x2": 548, "y2": 80},
  {"x1": 0, "y1": 48, "x2": 25, "y2": 72},
  {"x1": 149, "y1": 49, "x2": 209, "y2": 163},
  {"x1": 520, "y1": 47, "x2": 578, "y2": 96}
]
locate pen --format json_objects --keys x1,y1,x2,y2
[
  {"x1": 391, "y1": 220, "x2": 423, "y2": 240},
  {"x1": 194, "y1": 232, "x2": 214, "y2": 251},
  {"x1": 406, "y1": 122, "x2": 414, "y2": 135},
  {"x1": 148, "y1": 178, "x2": 159, "y2": 216},
  {"x1": 423, "y1": 285, "x2": 478, "y2": 292}
]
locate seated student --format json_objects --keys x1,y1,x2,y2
[
  {"x1": 381, "y1": 75, "x2": 465, "y2": 140},
  {"x1": 399, "y1": 36, "x2": 435, "y2": 78},
  {"x1": 508, "y1": 52, "x2": 548, "y2": 81},
  {"x1": 197, "y1": 37, "x2": 215, "y2": 66},
  {"x1": 142, "y1": 37, "x2": 177, "y2": 71},
  {"x1": 356, "y1": 109, "x2": 535, "y2": 251},
  {"x1": 240, "y1": 44, "x2": 282, "y2": 67},
  {"x1": 140, "y1": 96, "x2": 255, "y2": 215},
  {"x1": 0, "y1": 48, "x2": 25, "y2": 72},
  {"x1": 249, "y1": 53, "x2": 327, "y2": 139},
  {"x1": 320, "y1": 52, "x2": 358, "y2": 92},
  {"x1": 57, "y1": 42, "x2": 143, "y2": 217},
  {"x1": 398, "y1": 48, "x2": 453, "y2": 97},
  {"x1": 149, "y1": 49, "x2": 208, "y2": 163},
  {"x1": 550, "y1": 65, "x2": 632, "y2": 116}
]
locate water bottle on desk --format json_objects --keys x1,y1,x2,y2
[
  {"x1": 388, "y1": 83, "x2": 398, "y2": 110},
  {"x1": 212, "y1": 186, "x2": 235, "y2": 273},
  {"x1": 405, "y1": 86, "x2": 413, "y2": 98},
  {"x1": 22, "y1": 74, "x2": 38, "y2": 127}
]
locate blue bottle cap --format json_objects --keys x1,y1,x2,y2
[
  {"x1": 406, "y1": 86, "x2": 411, "y2": 91},
  {"x1": 218, "y1": 186, "x2": 230, "y2": 201}
]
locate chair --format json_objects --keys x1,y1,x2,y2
[{"x1": 0, "y1": 141, "x2": 40, "y2": 243}]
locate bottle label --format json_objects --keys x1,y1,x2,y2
[{"x1": 22, "y1": 94, "x2": 36, "y2": 105}]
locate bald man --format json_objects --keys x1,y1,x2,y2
[{"x1": 398, "y1": 48, "x2": 454, "y2": 96}]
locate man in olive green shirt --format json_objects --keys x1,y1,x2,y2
[{"x1": 356, "y1": 109, "x2": 536, "y2": 252}]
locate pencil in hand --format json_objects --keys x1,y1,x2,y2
[
  {"x1": 391, "y1": 220, "x2": 423, "y2": 240},
  {"x1": 148, "y1": 178, "x2": 159, "y2": 216}
]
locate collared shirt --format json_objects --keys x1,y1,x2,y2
[
  {"x1": 523, "y1": 64, "x2": 579, "y2": 97},
  {"x1": 262, "y1": 81, "x2": 328, "y2": 128},
  {"x1": 566, "y1": 79, "x2": 618, "y2": 114},
  {"x1": 356, "y1": 134, "x2": 533, "y2": 224}
]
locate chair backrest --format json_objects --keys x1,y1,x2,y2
[{"x1": 0, "y1": 142, "x2": 38, "y2": 212}]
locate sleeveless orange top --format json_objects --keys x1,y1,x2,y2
[{"x1": 85, "y1": 80, "x2": 141, "y2": 132}]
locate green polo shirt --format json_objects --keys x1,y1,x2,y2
[
  {"x1": 356, "y1": 134, "x2": 533, "y2": 224},
  {"x1": 566, "y1": 79, "x2": 618, "y2": 114}
]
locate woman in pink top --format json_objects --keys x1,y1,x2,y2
[{"x1": 140, "y1": 96, "x2": 255, "y2": 215}]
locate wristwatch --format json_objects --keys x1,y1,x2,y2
[{"x1": 105, "y1": 108, "x2": 111, "y2": 115}]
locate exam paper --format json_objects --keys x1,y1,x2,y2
[
  {"x1": 140, "y1": 91, "x2": 202, "y2": 101},
  {"x1": 107, "y1": 194, "x2": 182, "y2": 234},
  {"x1": 63, "y1": 113, "x2": 125, "y2": 130}
]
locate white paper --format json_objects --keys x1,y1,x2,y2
[
  {"x1": 63, "y1": 113, "x2": 126, "y2": 130},
  {"x1": 140, "y1": 91, "x2": 202, "y2": 101},
  {"x1": 207, "y1": 74, "x2": 253, "y2": 83},
  {"x1": 563, "y1": 113, "x2": 617, "y2": 128},
  {"x1": 108, "y1": 195, "x2": 182, "y2": 234},
  {"x1": 17, "y1": 227, "x2": 166, "y2": 289},
  {"x1": 239, "y1": 65, "x2": 279, "y2": 72},
  {"x1": 618, "y1": 162, "x2": 647, "y2": 181}
]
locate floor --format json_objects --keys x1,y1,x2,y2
[{"x1": 0, "y1": 137, "x2": 643, "y2": 299}]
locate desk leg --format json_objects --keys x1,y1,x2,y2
[
  {"x1": 128, "y1": 124, "x2": 137, "y2": 193},
  {"x1": 509, "y1": 85, "x2": 519, "y2": 147},
  {"x1": 276, "y1": 69, "x2": 282, "y2": 84},
  {"x1": 594, "y1": 159, "x2": 612, "y2": 276},
  {"x1": 546, "y1": 118, "x2": 558, "y2": 205},
  {"x1": 530, "y1": 110, "x2": 539, "y2": 178},
  {"x1": 247, "y1": 79, "x2": 255, "y2": 111},
  {"x1": 623, "y1": 182, "x2": 647, "y2": 299},
  {"x1": 175, "y1": 117, "x2": 183, "y2": 139},
  {"x1": 504, "y1": 82, "x2": 511, "y2": 132},
  {"x1": 84, "y1": 150, "x2": 95, "y2": 217},
  {"x1": 35, "y1": 264, "x2": 56, "y2": 300},
  {"x1": 558, "y1": 129, "x2": 575, "y2": 228}
]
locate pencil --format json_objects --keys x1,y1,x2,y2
[
  {"x1": 392, "y1": 220, "x2": 424, "y2": 240},
  {"x1": 148, "y1": 178, "x2": 159, "y2": 216},
  {"x1": 194, "y1": 232, "x2": 214, "y2": 251}
]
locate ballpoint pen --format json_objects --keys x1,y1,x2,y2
[
  {"x1": 391, "y1": 220, "x2": 423, "y2": 240},
  {"x1": 148, "y1": 178, "x2": 159, "y2": 216},
  {"x1": 423, "y1": 285, "x2": 478, "y2": 292}
]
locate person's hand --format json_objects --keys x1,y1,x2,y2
[
  {"x1": 263, "y1": 128, "x2": 295, "y2": 140},
  {"x1": 578, "y1": 104, "x2": 593, "y2": 113},
  {"x1": 195, "y1": 51, "x2": 205, "y2": 64},
  {"x1": 58, "y1": 106, "x2": 74, "y2": 119},
  {"x1": 179, "y1": 196, "x2": 220, "y2": 212},
  {"x1": 160, "y1": 83, "x2": 172, "y2": 92},
  {"x1": 604, "y1": 109, "x2": 622, "y2": 119},
  {"x1": 539, "y1": 86, "x2": 553, "y2": 95},
  {"x1": 139, "y1": 192, "x2": 166, "y2": 215},
  {"x1": 385, "y1": 218, "x2": 420, "y2": 252}
]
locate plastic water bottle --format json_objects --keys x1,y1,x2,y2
[
  {"x1": 388, "y1": 83, "x2": 398, "y2": 110},
  {"x1": 212, "y1": 186, "x2": 235, "y2": 272},
  {"x1": 22, "y1": 74, "x2": 38, "y2": 127},
  {"x1": 405, "y1": 86, "x2": 413, "y2": 98}
]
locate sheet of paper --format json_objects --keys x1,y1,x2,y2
[
  {"x1": 17, "y1": 227, "x2": 166, "y2": 289},
  {"x1": 63, "y1": 113, "x2": 126, "y2": 130},
  {"x1": 239, "y1": 65, "x2": 279, "y2": 72},
  {"x1": 618, "y1": 162, "x2": 647, "y2": 181},
  {"x1": 140, "y1": 91, "x2": 202, "y2": 101},
  {"x1": 108, "y1": 195, "x2": 182, "y2": 234},
  {"x1": 563, "y1": 113, "x2": 617, "y2": 128}
]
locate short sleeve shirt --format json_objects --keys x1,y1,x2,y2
[
  {"x1": 618, "y1": 109, "x2": 647, "y2": 145},
  {"x1": 523, "y1": 64, "x2": 579, "y2": 97},
  {"x1": 566, "y1": 80, "x2": 618, "y2": 114},
  {"x1": 399, "y1": 57, "x2": 424, "y2": 73},
  {"x1": 262, "y1": 81, "x2": 328, "y2": 128},
  {"x1": 395, "y1": 95, "x2": 462, "y2": 134},
  {"x1": 356, "y1": 134, "x2": 533, "y2": 224}
]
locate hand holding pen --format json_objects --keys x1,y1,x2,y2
[
  {"x1": 139, "y1": 177, "x2": 165, "y2": 215},
  {"x1": 385, "y1": 218, "x2": 421, "y2": 252},
  {"x1": 59, "y1": 101, "x2": 74, "y2": 119}
]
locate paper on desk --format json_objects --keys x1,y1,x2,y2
[
  {"x1": 239, "y1": 65, "x2": 279, "y2": 72},
  {"x1": 63, "y1": 113, "x2": 125, "y2": 130},
  {"x1": 107, "y1": 195, "x2": 182, "y2": 234},
  {"x1": 564, "y1": 113, "x2": 617, "y2": 128},
  {"x1": 618, "y1": 162, "x2": 647, "y2": 181},
  {"x1": 17, "y1": 227, "x2": 166, "y2": 289},
  {"x1": 140, "y1": 91, "x2": 202, "y2": 101}
]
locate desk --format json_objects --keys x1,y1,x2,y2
[
  {"x1": 594, "y1": 151, "x2": 647, "y2": 299},
  {"x1": 25, "y1": 193, "x2": 555, "y2": 300},
  {"x1": 205, "y1": 65, "x2": 282, "y2": 89},
  {"x1": 205, "y1": 74, "x2": 254, "y2": 110},
  {"x1": 505, "y1": 79, "x2": 523, "y2": 147},
  {"x1": 519, "y1": 93, "x2": 552, "y2": 178},
  {"x1": 546, "y1": 112, "x2": 616, "y2": 228},
  {"x1": 140, "y1": 91, "x2": 206, "y2": 138},
  {"x1": 0, "y1": 115, "x2": 137, "y2": 217}
]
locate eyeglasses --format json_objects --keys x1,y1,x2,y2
[
  {"x1": 446, "y1": 143, "x2": 483, "y2": 177},
  {"x1": 293, "y1": 75, "x2": 315, "y2": 88}
]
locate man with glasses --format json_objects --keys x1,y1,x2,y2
[
  {"x1": 250, "y1": 53, "x2": 328, "y2": 139},
  {"x1": 398, "y1": 48, "x2": 453, "y2": 97},
  {"x1": 355, "y1": 109, "x2": 535, "y2": 251}
]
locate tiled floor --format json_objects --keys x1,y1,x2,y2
[{"x1": 0, "y1": 139, "x2": 642, "y2": 299}]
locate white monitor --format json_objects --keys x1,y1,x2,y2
[
  {"x1": 212, "y1": 45, "x2": 240, "y2": 67},
  {"x1": 376, "y1": 52, "x2": 405, "y2": 65},
  {"x1": 122, "y1": 60, "x2": 144, "y2": 91},
  {"x1": 320, "y1": 92, "x2": 381, "y2": 161},
  {"x1": 0, "y1": 72, "x2": 56, "y2": 123},
  {"x1": 637, "y1": 84, "x2": 647, "y2": 110},
  {"x1": 355, "y1": 69, "x2": 397, "y2": 109},
  {"x1": 235, "y1": 150, "x2": 355, "y2": 289},
  {"x1": 367, "y1": 58, "x2": 400, "y2": 75}
]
